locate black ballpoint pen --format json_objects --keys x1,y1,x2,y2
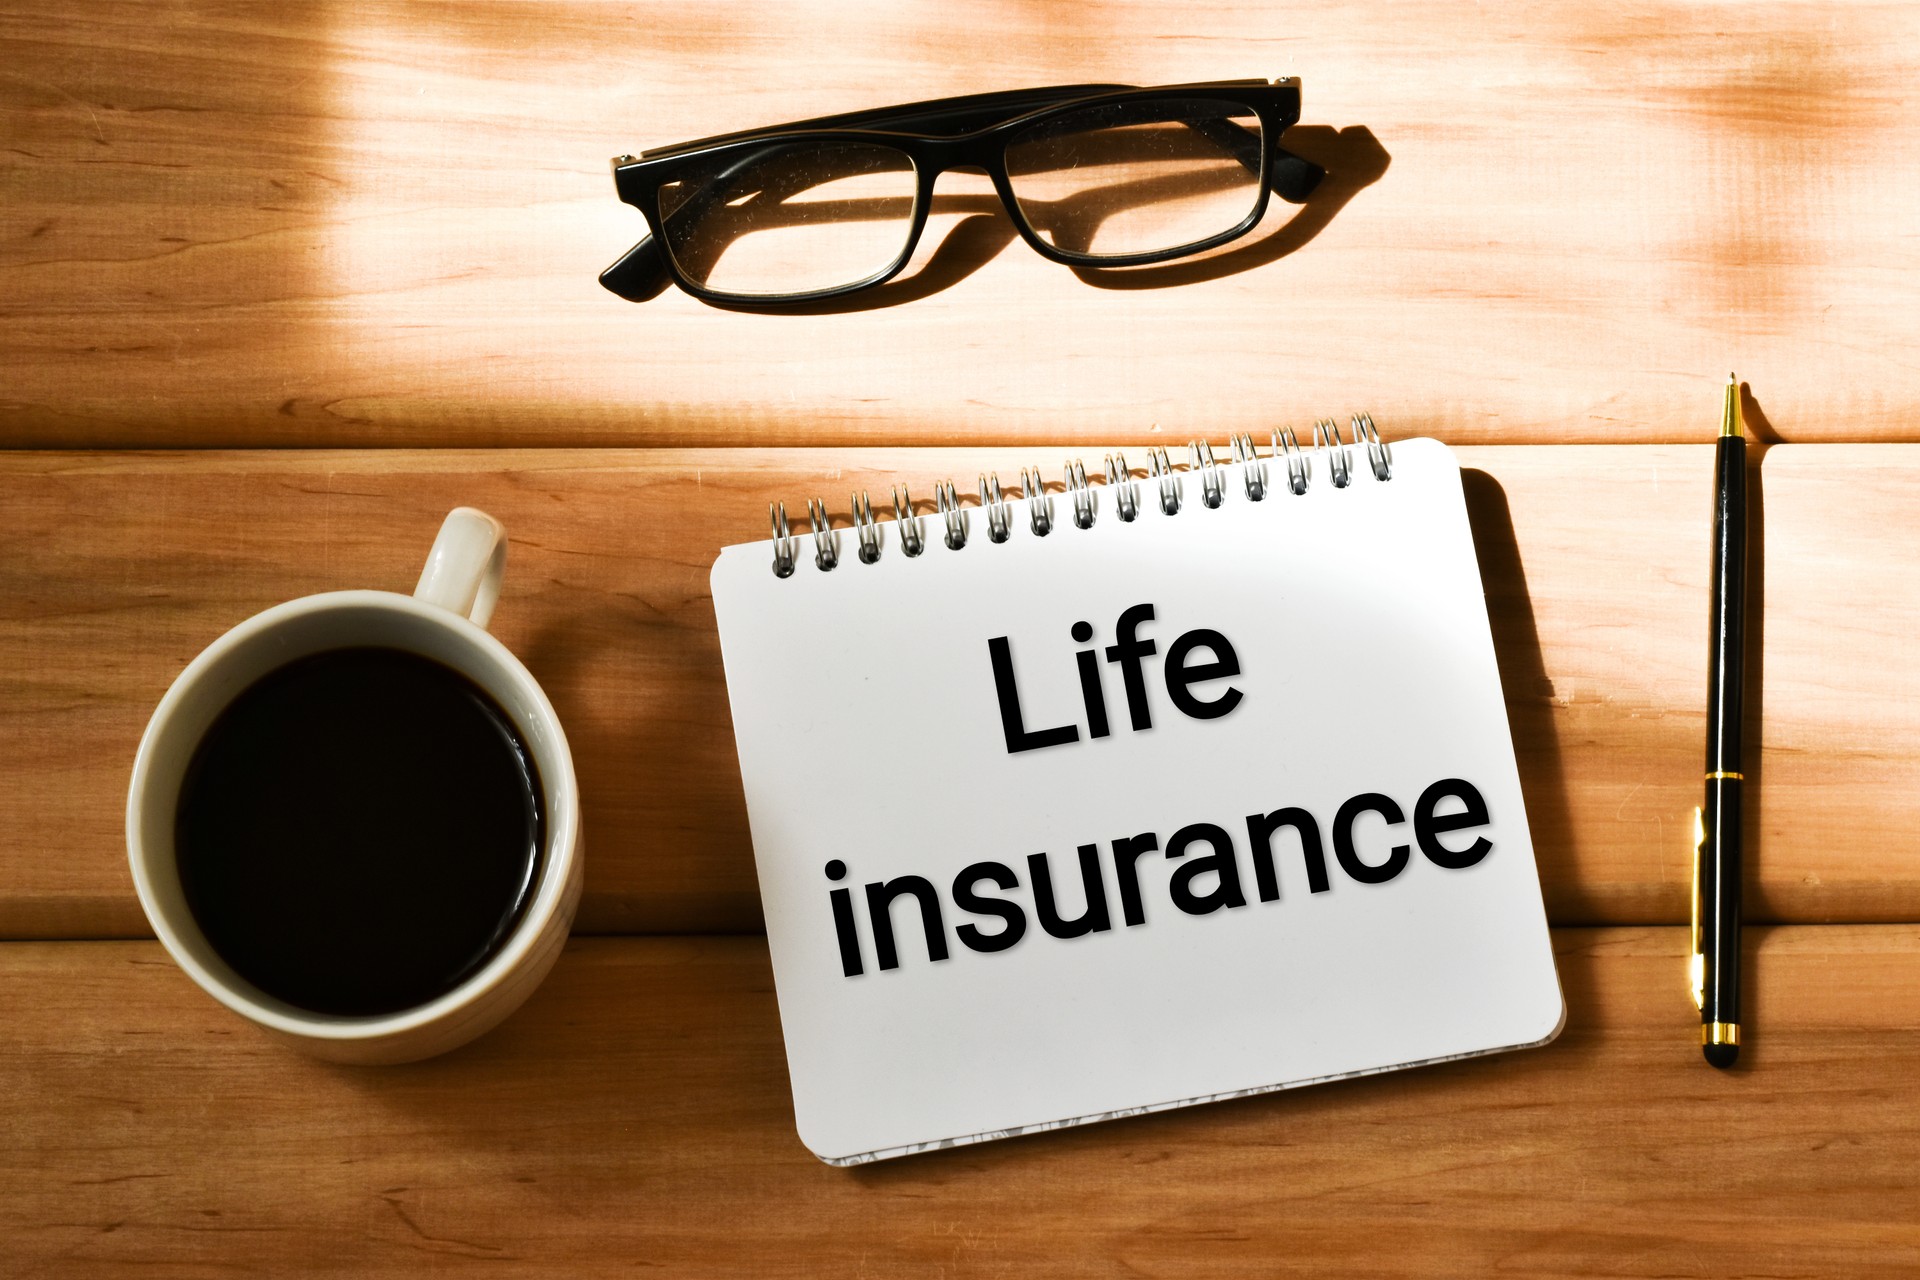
[{"x1": 1692, "y1": 373, "x2": 1746, "y2": 1067}]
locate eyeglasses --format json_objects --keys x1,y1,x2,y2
[{"x1": 599, "y1": 80, "x2": 1323, "y2": 306}]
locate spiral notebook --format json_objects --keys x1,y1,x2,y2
[{"x1": 711, "y1": 430, "x2": 1563, "y2": 1165}]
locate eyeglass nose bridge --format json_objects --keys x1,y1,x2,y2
[
  {"x1": 909, "y1": 130, "x2": 1011, "y2": 174},
  {"x1": 897, "y1": 133, "x2": 1050, "y2": 259},
  {"x1": 901, "y1": 134, "x2": 1017, "y2": 208}
]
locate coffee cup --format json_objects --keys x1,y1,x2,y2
[{"x1": 126, "y1": 508, "x2": 582, "y2": 1063}]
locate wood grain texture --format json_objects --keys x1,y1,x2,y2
[
  {"x1": 4, "y1": 1, "x2": 1919, "y2": 449},
  {"x1": 2, "y1": 444, "x2": 1915, "y2": 938},
  {"x1": 2, "y1": 928, "x2": 1916, "y2": 1278},
  {"x1": 7, "y1": 7, "x2": 1915, "y2": 1276}
]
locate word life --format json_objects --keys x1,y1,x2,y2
[{"x1": 989, "y1": 603, "x2": 1241, "y2": 754}]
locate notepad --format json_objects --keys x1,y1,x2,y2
[{"x1": 711, "y1": 434, "x2": 1563, "y2": 1164}]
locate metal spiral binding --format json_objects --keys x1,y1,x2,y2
[
  {"x1": 1105, "y1": 453, "x2": 1139, "y2": 522},
  {"x1": 1273, "y1": 425, "x2": 1310, "y2": 495},
  {"x1": 1313, "y1": 418, "x2": 1353, "y2": 488},
  {"x1": 1148, "y1": 447, "x2": 1182, "y2": 515},
  {"x1": 851, "y1": 490, "x2": 880, "y2": 564},
  {"x1": 1190, "y1": 440, "x2": 1225, "y2": 509},
  {"x1": 936, "y1": 480, "x2": 967, "y2": 550},
  {"x1": 1065, "y1": 458, "x2": 1096, "y2": 528},
  {"x1": 891, "y1": 485, "x2": 925, "y2": 556},
  {"x1": 979, "y1": 472, "x2": 1012, "y2": 543},
  {"x1": 1352, "y1": 413, "x2": 1393, "y2": 481},
  {"x1": 769, "y1": 502, "x2": 797, "y2": 578},
  {"x1": 1020, "y1": 466, "x2": 1053, "y2": 536},
  {"x1": 1231, "y1": 433, "x2": 1267, "y2": 500},
  {"x1": 764, "y1": 416, "x2": 1389, "y2": 574},
  {"x1": 807, "y1": 497, "x2": 838, "y2": 570}
]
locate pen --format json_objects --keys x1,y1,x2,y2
[{"x1": 1692, "y1": 373, "x2": 1746, "y2": 1067}]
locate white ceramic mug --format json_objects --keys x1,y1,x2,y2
[{"x1": 126, "y1": 508, "x2": 582, "y2": 1064}]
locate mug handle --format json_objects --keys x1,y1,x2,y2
[{"x1": 414, "y1": 507, "x2": 508, "y2": 629}]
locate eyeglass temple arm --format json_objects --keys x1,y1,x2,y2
[
  {"x1": 852, "y1": 93, "x2": 1320, "y2": 202},
  {"x1": 1208, "y1": 120, "x2": 1324, "y2": 202},
  {"x1": 641, "y1": 85, "x2": 1139, "y2": 160},
  {"x1": 599, "y1": 238, "x2": 677, "y2": 303}
]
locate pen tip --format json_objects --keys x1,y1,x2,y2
[
  {"x1": 1703, "y1": 1042, "x2": 1740, "y2": 1069},
  {"x1": 1720, "y1": 375, "x2": 1743, "y2": 438}
]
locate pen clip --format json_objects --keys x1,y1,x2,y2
[{"x1": 1689, "y1": 806, "x2": 1705, "y2": 1011}]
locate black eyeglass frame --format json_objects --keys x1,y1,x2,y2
[{"x1": 601, "y1": 78, "x2": 1321, "y2": 305}]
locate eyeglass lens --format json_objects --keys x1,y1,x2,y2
[
  {"x1": 658, "y1": 140, "x2": 918, "y2": 298},
  {"x1": 1004, "y1": 97, "x2": 1265, "y2": 260}
]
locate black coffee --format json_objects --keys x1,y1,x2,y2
[{"x1": 176, "y1": 646, "x2": 544, "y2": 1017}]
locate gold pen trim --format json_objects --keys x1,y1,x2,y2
[
  {"x1": 1702, "y1": 1022, "x2": 1741, "y2": 1047},
  {"x1": 1689, "y1": 807, "x2": 1705, "y2": 1011},
  {"x1": 1705, "y1": 770, "x2": 1744, "y2": 781}
]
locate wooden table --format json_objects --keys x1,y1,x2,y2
[{"x1": 5, "y1": 3, "x2": 1918, "y2": 1274}]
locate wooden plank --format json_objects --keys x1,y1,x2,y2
[
  {"x1": 4, "y1": 1, "x2": 1920, "y2": 448},
  {"x1": 1, "y1": 928, "x2": 1916, "y2": 1277},
  {"x1": 1, "y1": 444, "x2": 1915, "y2": 937}
]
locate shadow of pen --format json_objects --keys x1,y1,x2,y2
[{"x1": 1737, "y1": 382, "x2": 1769, "y2": 946}]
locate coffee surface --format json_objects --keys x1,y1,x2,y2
[{"x1": 177, "y1": 647, "x2": 544, "y2": 1016}]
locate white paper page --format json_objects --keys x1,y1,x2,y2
[{"x1": 711, "y1": 439, "x2": 1562, "y2": 1163}]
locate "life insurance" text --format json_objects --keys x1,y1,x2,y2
[{"x1": 822, "y1": 603, "x2": 1497, "y2": 977}]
